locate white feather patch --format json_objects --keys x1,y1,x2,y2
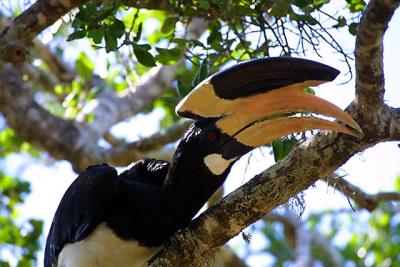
[
  {"x1": 203, "y1": 154, "x2": 236, "y2": 175},
  {"x1": 57, "y1": 224, "x2": 160, "y2": 267}
]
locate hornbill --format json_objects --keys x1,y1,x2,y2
[{"x1": 44, "y1": 57, "x2": 362, "y2": 267}]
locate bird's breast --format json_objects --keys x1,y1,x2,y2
[{"x1": 57, "y1": 223, "x2": 160, "y2": 267}]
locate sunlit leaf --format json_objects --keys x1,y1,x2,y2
[
  {"x1": 161, "y1": 17, "x2": 177, "y2": 33},
  {"x1": 75, "y1": 52, "x2": 94, "y2": 79}
]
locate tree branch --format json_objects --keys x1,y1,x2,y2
[
  {"x1": 147, "y1": 128, "x2": 378, "y2": 266},
  {"x1": 0, "y1": 64, "x2": 190, "y2": 170},
  {"x1": 0, "y1": 0, "x2": 89, "y2": 62},
  {"x1": 33, "y1": 41, "x2": 76, "y2": 83},
  {"x1": 77, "y1": 64, "x2": 179, "y2": 139},
  {"x1": 214, "y1": 246, "x2": 248, "y2": 267},
  {"x1": 323, "y1": 173, "x2": 400, "y2": 211},
  {"x1": 0, "y1": 64, "x2": 99, "y2": 171},
  {"x1": 389, "y1": 107, "x2": 400, "y2": 139},
  {"x1": 0, "y1": 11, "x2": 75, "y2": 91},
  {"x1": 355, "y1": 0, "x2": 400, "y2": 115}
]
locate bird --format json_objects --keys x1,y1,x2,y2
[{"x1": 44, "y1": 57, "x2": 362, "y2": 267}]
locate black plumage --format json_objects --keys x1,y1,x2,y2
[
  {"x1": 45, "y1": 122, "x2": 238, "y2": 267},
  {"x1": 44, "y1": 160, "x2": 171, "y2": 266}
]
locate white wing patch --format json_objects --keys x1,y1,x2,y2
[{"x1": 57, "y1": 224, "x2": 160, "y2": 267}]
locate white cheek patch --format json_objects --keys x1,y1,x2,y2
[{"x1": 203, "y1": 154, "x2": 236, "y2": 175}]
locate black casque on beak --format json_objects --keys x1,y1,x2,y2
[{"x1": 176, "y1": 57, "x2": 363, "y2": 175}]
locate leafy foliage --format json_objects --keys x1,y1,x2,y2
[
  {"x1": 0, "y1": 128, "x2": 40, "y2": 158},
  {"x1": 0, "y1": 172, "x2": 43, "y2": 267},
  {"x1": 244, "y1": 190, "x2": 400, "y2": 266}
]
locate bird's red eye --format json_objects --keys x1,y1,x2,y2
[{"x1": 207, "y1": 132, "x2": 217, "y2": 142}]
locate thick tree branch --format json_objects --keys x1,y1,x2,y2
[
  {"x1": 214, "y1": 246, "x2": 248, "y2": 267},
  {"x1": 389, "y1": 107, "x2": 400, "y2": 139},
  {"x1": 0, "y1": 0, "x2": 89, "y2": 62},
  {"x1": 33, "y1": 41, "x2": 76, "y2": 82},
  {"x1": 77, "y1": 65, "x2": 179, "y2": 139},
  {"x1": 355, "y1": 0, "x2": 400, "y2": 115},
  {"x1": 149, "y1": 93, "x2": 400, "y2": 265},
  {"x1": 324, "y1": 174, "x2": 400, "y2": 211},
  {"x1": 0, "y1": 64, "x2": 99, "y2": 170},
  {"x1": 20, "y1": 62, "x2": 59, "y2": 94},
  {"x1": 147, "y1": 128, "x2": 377, "y2": 266},
  {"x1": 0, "y1": 64, "x2": 186, "y2": 170},
  {"x1": 0, "y1": 11, "x2": 74, "y2": 89},
  {"x1": 0, "y1": 64, "x2": 195, "y2": 172}
]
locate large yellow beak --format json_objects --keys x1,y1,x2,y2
[{"x1": 176, "y1": 57, "x2": 362, "y2": 148}]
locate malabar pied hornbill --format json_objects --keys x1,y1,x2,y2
[{"x1": 44, "y1": 57, "x2": 362, "y2": 267}]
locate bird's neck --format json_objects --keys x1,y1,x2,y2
[{"x1": 159, "y1": 153, "x2": 233, "y2": 234}]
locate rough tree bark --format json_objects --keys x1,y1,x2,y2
[{"x1": 0, "y1": 0, "x2": 400, "y2": 266}]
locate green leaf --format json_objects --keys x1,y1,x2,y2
[
  {"x1": 313, "y1": 0, "x2": 330, "y2": 9},
  {"x1": 333, "y1": 16, "x2": 347, "y2": 28},
  {"x1": 104, "y1": 30, "x2": 118, "y2": 52},
  {"x1": 293, "y1": 0, "x2": 311, "y2": 8},
  {"x1": 176, "y1": 80, "x2": 192, "y2": 97},
  {"x1": 269, "y1": 1, "x2": 291, "y2": 18},
  {"x1": 272, "y1": 139, "x2": 296, "y2": 161},
  {"x1": 188, "y1": 39, "x2": 206, "y2": 48},
  {"x1": 134, "y1": 22, "x2": 143, "y2": 42},
  {"x1": 198, "y1": 0, "x2": 210, "y2": 10},
  {"x1": 155, "y1": 47, "x2": 183, "y2": 65},
  {"x1": 172, "y1": 38, "x2": 187, "y2": 47},
  {"x1": 192, "y1": 60, "x2": 209, "y2": 87},
  {"x1": 394, "y1": 175, "x2": 400, "y2": 191},
  {"x1": 84, "y1": 2, "x2": 99, "y2": 17},
  {"x1": 207, "y1": 21, "x2": 223, "y2": 50},
  {"x1": 349, "y1": 22, "x2": 358, "y2": 36},
  {"x1": 346, "y1": 0, "x2": 366, "y2": 12},
  {"x1": 71, "y1": 18, "x2": 84, "y2": 29},
  {"x1": 110, "y1": 19, "x2": 125, "y2": 38},
  {"x1": 304, "y1": 87, "x2": 315, "y2": 95},
  {"x1": 88, "y1": 29, "x2": 104, "y2": 44},
  {"x1": 75, "y1": 52, "x2": 94, "y2": 79},
  {"x1": 297, "y1": 14, "x2": 318, "y2": 25},
  {"x1": 161, "y1": 17, "x2": 177, "y2": 34},
  {"x1": 67, "y1": 30, "x2": 86, "y2": 41},
  {"x1": 133, "y1": 44, "x2": 156, "y2": 67}
]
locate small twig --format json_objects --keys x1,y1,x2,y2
[{"x1": 323, "y1": 173, "x2": 400, "y2": 211}]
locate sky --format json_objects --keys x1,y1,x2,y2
[{"x1": 1, "y1": 3, "x2": 400, "y2": 267}]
